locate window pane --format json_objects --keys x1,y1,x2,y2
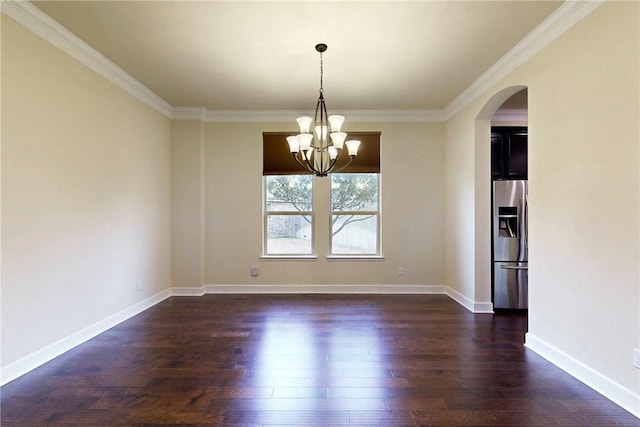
[
  {"x1": 266, "y1": 175, "x2": 312, "y2": 212},
  {"x1": 331, "y1": 173, "x2": 378, "y2": 211},
  {"x1": 332, "y1": 215, "x2": 377, "y2": 254},
  {"x1": 266, "y1": 214, "x2": 312, "y2": 254}
]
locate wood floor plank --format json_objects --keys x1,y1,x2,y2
[{"x1": 1, "y1": 294, "x2": 638, "y2": 426}]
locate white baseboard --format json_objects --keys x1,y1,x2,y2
[
  {"x1": 176, "y1": 284, "x2": 492, "y2": 314},
  {"x1": 445, "y1": 287, "x2": 494, "y2": 313},
  {"x1": 202, "y1": 284, "x2": 447, "y2": 294},
  {"x1": 0, "y1": 289, "x2": 171, "y2": 386},
  {"x1": 525, "y1": 333, "x2": 640, "y2": 418},
  {"x1": 171, "y1": 286, "x2": 206, "y2": 296}
]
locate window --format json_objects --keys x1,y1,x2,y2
[
  {"x1": 330, "y1": 173, "x2": 380, "y2": 255},
  {"x1": 262, "y1": 131, "x2": 381, "y2": 258},
  {"x1": 264, "y1": 175, "x2": 313, "y2": 255}
]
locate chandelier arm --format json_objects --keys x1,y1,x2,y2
[
  {"x1": 311, "y1": 95, "x2": 324, "y2": 149},
  {"x1": 291, "y1": 153, "x2": 314, "y2": 173},
  {"x1": 328, "y1": 155, "x2": 355, "y2": 174},
  {"x1": 317, "y1": 151, "x2": 330, "y2": 176},
  {"x1": 304, "y1": 156, "x2": 320, "y2": 175},
  {"x1": 320, "y1": 95, "x2": 327, "y2": 128},
  {"x1": 315, "y1": 94, "x2": 328, "y2": 140},
  {"x1": 324, "y1": 152, "x2": 340, "y2": 173},
  {"x1": 301, "y1": 152, "x2": 324, "y2": 176}
]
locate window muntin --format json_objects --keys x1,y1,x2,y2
[
  {"x1": 330, "y1": 173, "x2": 380, "y2": 255},
  {"x1": 264, "y1": 175, "x2": 313, "y2": 256}
]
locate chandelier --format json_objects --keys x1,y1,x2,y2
[{"x1": 286, "y1": 43, "x2": 360, "y2": 177}]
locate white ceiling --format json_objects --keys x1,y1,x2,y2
[{"x1": 29, "y1": 1, "x2": 562, "y2": 113}]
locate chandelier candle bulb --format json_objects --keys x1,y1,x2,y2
[
  {"x1": 286, "y1": 135, "x2": 300, "y2": 153},
  {"x1": 298, "y1": 133, "x2": 313, "y2": 150},
  {"x1": 345, "y1": 140, "x2": 361, "y2": 157},
  {"x1": 315, "y1": 125, "x2": 328, "y2": 140},
  {"x1": 296, "y1": 116, "x2": 313, "y2": 133},
  {"x1": 330, "y1": 132, "x2": 347, "y2": 149},
  {"x1": 328, "y1": 115, "x2": 345, "y2": 132}
]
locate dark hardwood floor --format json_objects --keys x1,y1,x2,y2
[{"x1": 1, "y1": 294, "x2": 638, "y2": 426}]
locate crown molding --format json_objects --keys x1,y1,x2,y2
[
  {"x1": 336, "y1": 109, "x2": 446, "y2": 123},
  {"x1": 171, "y1": 109, "x2": 445, "y2": 123},
  {"x1": 3, "y1": 0, "x2": 603, "y2": 123},
  {"x1": 443, "y1": 0, "x2": 605, "y2": 120},
  {"x1": 1, "y1": 0, "x2": 173, "y2": 117},
  {"x1": 171, "y1": 107, "x2": 208, "y2": 121},
  {"x1": 205, "y1": 110, "x2": 306, "y2": 123}
]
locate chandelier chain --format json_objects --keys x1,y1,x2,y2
[{"x1": 319, "y1": 51, "x2": 324, "y2": 94}]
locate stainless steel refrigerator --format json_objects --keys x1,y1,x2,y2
[{"x1": 492, "y1": 180, "x2": 528, "y2": 309}]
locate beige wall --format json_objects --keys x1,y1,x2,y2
[
  {"x1": 445, "y1": 110, "x2": 477, "y2": 300},
  {"x1": 171, "y1": 120, "x2": 205, "y2": 286},
  {"x1": 526, "y1": 2, "x2": 638, "y2": 395},
  {"x1": 170, "y1": 121, "x2": 446, "y2": 288},
  {"x1": 445, "y1": 1, "x2": 639, "y2": 397},
  {"x1": 1, "y1": 16, "x2": 172, "y2": 366}
]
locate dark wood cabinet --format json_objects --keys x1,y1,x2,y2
[{"x1": 491, "y1": 126, "x2": 527, "y2": 180}]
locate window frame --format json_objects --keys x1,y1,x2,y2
[
  {"x1": 329, "y1": 173, "x2": 382, "y2": 257},
  {"x1": 262, "y1": 174, "x2": 315, "y2": 258}
]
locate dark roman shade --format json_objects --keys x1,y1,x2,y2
[{"x1": 263, "y1": 131, "x2": 381, "y2": 175}]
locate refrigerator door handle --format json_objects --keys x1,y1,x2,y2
[
  {"x1": 524, "y1": 194, "x2": 528, "y2": 249},
  {"x1": 500, "y1": 265, "x2": 529, "y2": 270}
]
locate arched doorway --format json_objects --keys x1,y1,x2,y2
[{"x1": 474, "y1": 86, "x2": 528, "y2": 310}]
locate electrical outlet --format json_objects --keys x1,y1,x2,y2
[
  {"x1": 251, "y1": 266, "x2": 259, "y2": 277},
  {"x1": 633, "y1": 349, "x2": 640, "y2": 369},
  {"x1": 136, "y1": 280, "x2": 142, "y2": 291},
  {"x1": 397, "y1": 267, "x2": 404, "y2": 276}
]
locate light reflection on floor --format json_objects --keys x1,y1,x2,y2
[{"x1": 252, "y1": 305, "x2": 386, "y2": 412}]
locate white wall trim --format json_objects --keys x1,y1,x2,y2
[
  {"x1": 174, "y1": 284, "x2": 447, "y2": 295},
  {"x1": 472, "y1": 301, "x2": 494, "y2": 314},
  {"x1": 339, "y1": 109, "x2": 446, "y2": 123},
  {"x1": 175, "y1": 284, "x2": 494, "y2": 313},
  {"x1": 171, "y1": 286, "x2": 206, "y2": 296},
  {"x1": 171, "y1": 109, "x2": 445, "y2": 123},
  {"x1": 525, "y1": 333, "x2": 640, "y2": 418},
  {"x1": 444, "y1": 0, "x2": 605, "y2": 120},
  {"x1": 445, "y1": 287, "x2": 494, "y2": 313},
  {"x1": 0, "y1": 0, "x2": 173, "y2": 117},
  {"x1": 171, "y1": 107, "x2": 207, "y2": 121},
  {"x1": 0, "y1": 289, "x2": 172, "y2": 387},
  {"x1": 2, "y1": 0, "x2": 602, "y2": 124}
]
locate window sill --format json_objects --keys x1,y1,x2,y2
[
  {"x1": 259, "y1": 255, "x2": 385, "y2": 261},
  {"x1": 326, "y1": 255, "x2": 385, "y2": 261},
  {"x1": 260, "y1": 255, "x2": 318, "y2": 261}
]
